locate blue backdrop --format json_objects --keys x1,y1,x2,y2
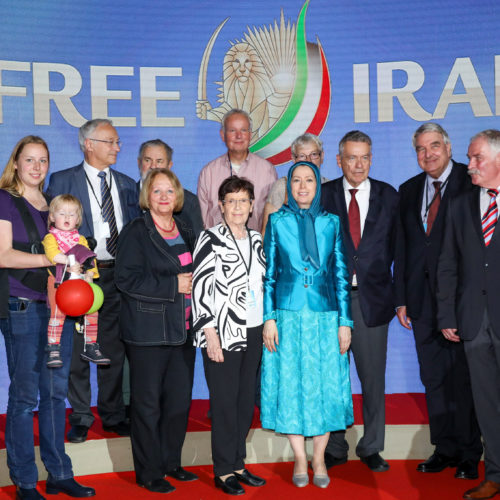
[{"x1": 0, "y1": 0, "x2": 498, "y2": 409}]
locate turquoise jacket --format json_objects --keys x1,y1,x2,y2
[{"x1": 263, "y1": 209, "x2": 353, "y2": 326}]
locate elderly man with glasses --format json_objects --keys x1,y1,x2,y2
[{"x1": 48, "y1": 118, "x2": 139, "y2": 444}]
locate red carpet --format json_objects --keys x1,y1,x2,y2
[
  {"x1": 0, "y1": 461, "x2": 482, "y2": 499},
  {"x1": 0, "y1": 394, "x2": 429, "y2": 448}
]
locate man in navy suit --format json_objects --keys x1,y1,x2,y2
[
  {"x1": 48, "y1": 119, "x2": 139, "y2": 443},
  {"x1": 321, "y1": 130, "x2": 398, "y2": 472},
  {"x1": 136, "y1": 139, "x2": 203, "y2": 236},
  {"x1": 395, "y1": 123, "x2": 482, "y2": 480},
  {"x1": 438, "y1": 129, "x2": 500, "y2": 500}
]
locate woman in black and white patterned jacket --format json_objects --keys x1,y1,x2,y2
[{"x1": 192, "y1": 176, "x2": 267, "y2": 496}]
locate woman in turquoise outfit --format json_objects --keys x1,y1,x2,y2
[{"x1": 261, "y1": 161, "x2": 353, "y2": 489}]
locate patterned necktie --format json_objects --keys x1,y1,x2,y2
[
  {"x1": 482, "y1": 188, "x2": 499, "y2": 246},
  {"x1": 98, "y1": 171, "x2": 118, "y2": 257},
  {"x1": 348, "y1": 189, "x2": 361, "y2": 249},
  {"x1": 426, "y1": 181, "x2": 442, "y2": 236}
]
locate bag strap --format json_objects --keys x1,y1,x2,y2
[
  {"x1": 7, "y1": 192, "x2": 51, "y2": 293},
  {"x1": 10, "y1": 194, "x2": 45, "y2": 247}
]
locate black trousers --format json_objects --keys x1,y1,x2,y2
[
  {"x1": 412, "y1": 282, "x2": 482, "y2": 461},
  {"x1": 68, "y1": 267, "x2": 127, "y2": 427},
  {"x1": 127, "y1": 341, "x2": 196, "y2": 484},
  {"x1": 464, "y1": 310, "x2": 500, "y2": 482},
  {"x1": 203, "y1": 325, "x2": 263, "y2": 477}
]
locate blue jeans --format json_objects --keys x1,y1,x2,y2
[{"x1": 0, "y1": 297, "x2": 74, "y2": 488}]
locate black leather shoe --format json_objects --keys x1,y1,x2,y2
[
  {"x1": 166, "y1": 467, "x2": 198, "y2": 482},
  {"x1": 417, "y1": 452, "x2": 458, "y2": 472},
  {"x1": 325, "y1": 452, "x2": 348, "y2": 469},
  {"x1": 214, "y1": 475, "x2": 245, "y2": 495},
  {"x1": 360, "y1": 453, "x2": 390, "y2": 472},
  {"x1": 455, "y1": 460, "x2": 479, "y2": 480},
  {"x1": 234, "y1": 469, "x2": 266, "y2": 487},
  {"x1": 102, "y1": 420, "x2": 130, "y2": 436},
  {"x1": 66, "y1": 425, "x2": 89, "y2": 443},
  {"x1": 137, "y1": 479, "x2": 175, "y2": 493},
  {"x1": 45, "y1": 477, "x2": 95, "y2": 497},
  {"x1": 16, "y1": 487, "x2": 45, "y2": 500}
]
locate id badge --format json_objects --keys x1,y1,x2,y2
[{"x1": 247, "y1": 289, "x2": 257, "y2": 309}]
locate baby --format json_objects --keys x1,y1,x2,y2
[{"x1": 42, "y1": 194, "x2": 110, "y2": 368}]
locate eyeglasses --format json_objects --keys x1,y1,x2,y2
[
  {"x1": 344, "y1": 155, "x2": 371, "y2": 165},
  {"x1": 294, "y1": 151, "x2": 321, "y2": 161},
  {"x1": 88, "y1": 138, "x2": 122, "y2": 147},
  {"x1": 222, "y1": 199, "x2": 251, "y2": 207}
]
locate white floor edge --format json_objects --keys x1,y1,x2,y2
[{"x1": 0, "y1": 424, "x2": 436, "y2": 487}]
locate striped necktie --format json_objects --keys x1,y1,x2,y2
[
  {"x1": 98, "y1": 171, "x2": 118, "y2": 257},
  {"x1": 482, "y1": 188, "x2": 499, "y2": 246}
]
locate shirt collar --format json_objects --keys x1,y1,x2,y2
[
  {"x1": 343, "y1": 177, "x2": 370, "y2": 191},
  {"x1": 426, "y1": 160, "x2": 453, "y2": 185},
  {"x1": 481, "y1": 185, "x2": 500, "y2": 195},
  {"x1": 83, "y1": 160, "x2": 110, "y2": 180}
]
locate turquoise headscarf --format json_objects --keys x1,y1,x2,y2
[{"x1": 283, "y1": 161, "x2": 323, "y2": 269}]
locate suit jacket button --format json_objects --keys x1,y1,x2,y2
[
  {"x1": 482, "y1": 290, "x2": 487, "y2": 295},
  {"x1": 304, "y1": 285, "x2": 308, "y2": 288},
  {"x1": 353, "y1": 256, "x2": 358, "y2": 261},
  {"x1": 304, "y1": 267, "x2": 308, "y2": 271}
]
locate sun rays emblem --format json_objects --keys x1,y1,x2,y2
[{"x1": 196, "y1": 0, "x2": 331, "y2": 165}]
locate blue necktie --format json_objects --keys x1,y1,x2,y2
[{"x1": 98, "y1": 171, "x2": 118, "y2": 257}]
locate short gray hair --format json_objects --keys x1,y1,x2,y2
[
  {"x1": 221, "y1": 109, "x2": 253, "y2": 133},
  {"x1": 338, "y1": 130, "x2": 372, "y2": 156},
  {"x1": 291, "y1": 133, "x2": 323, "y2": 157},
  {"x1": 138, "y1": 139, "x2": 173, "y2": 163},
  {"x1": 470, "y1": 129, "x2": 500, "y2": 155},
  {"x1": 412, "y1": 122, "x2": 450, "y2": 149},
  {"x1": 78, "y1": 119, "x2": 114, "y2": 152}
]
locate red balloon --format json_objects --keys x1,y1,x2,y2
[{"x1": 55, "y1": 279, "x2": 95, "y2": 317}]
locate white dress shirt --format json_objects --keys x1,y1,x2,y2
[{"x1": 83, "y1": 161, "x2": 124, "y2": 260}]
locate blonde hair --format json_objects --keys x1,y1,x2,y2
[
  {"x1": 48, "y1": 194, "x2": 83, "y2": 229},
  {"x1": 0, "y1": 136, "x2": 49, "y2": 197},
  {"x1": 139, "y1": 168, "x2": 184, "y2": 212}
]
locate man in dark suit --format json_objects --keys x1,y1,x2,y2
[
  {"x1": 136, "y1": 139, "x2": 203, "y2": 236},
  {"x1": 48, "y1": 118, "x2": 139, "y2": 442},
  {"x1": 394, "y1": 123, "x2": 482, "y2": 479},
  {"x1": 321, "y1": 130, "x2": 398, "y2": 472},
  {"x1": 438, "y1": 129, "x2": 500, "y2": 500}
]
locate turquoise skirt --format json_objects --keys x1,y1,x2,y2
[{"x1": 260, "y1": 307, "x2": 353, "y2": 436}]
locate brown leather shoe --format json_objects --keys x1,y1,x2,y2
[{"x1": 463, "y1": 480, "x2": 500, "y2": 499}]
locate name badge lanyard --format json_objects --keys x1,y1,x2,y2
[
  {"x1": 85, "y1": 171, "x2": 113, "y2": 222},
  {"x1": 227, "y1": 153, "x2": 241, "y2": 178},
  {"x1": 225, "y1": 221, "x2": 253, "y2": 289},
  {"x1": 423, "y1": 176, "x2": 449, "y2": 232}
]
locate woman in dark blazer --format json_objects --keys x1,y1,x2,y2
[{"x1": 115, "y1": 168, "x2": 198, "y2": 494}]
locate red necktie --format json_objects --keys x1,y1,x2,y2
[
  {"x1": 426, "y1": 181, "x2": 441, "y2": 236},
  {"x1": 349, "y1": 189, "x2": 361, "y2": 249}
]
